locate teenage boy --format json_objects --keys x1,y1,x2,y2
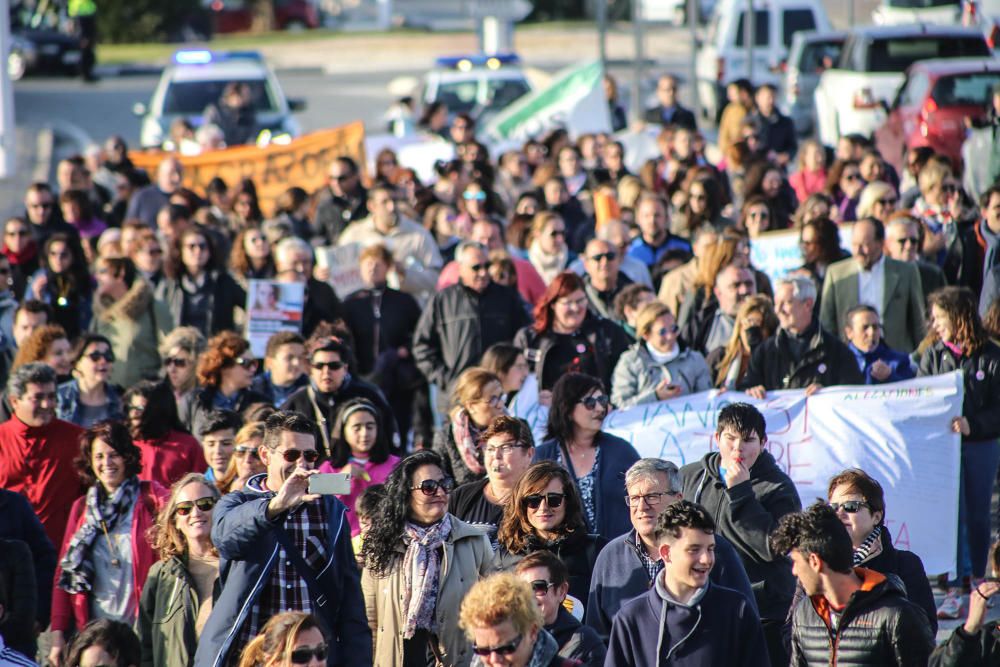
[{"x1": 198, "y1": 409, "x2": 242, "y2": 483}]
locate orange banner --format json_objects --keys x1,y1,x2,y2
[{"x1": 128, "y1": 122, "x2": 366, "y2": 215}]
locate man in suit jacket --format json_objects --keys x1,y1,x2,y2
[
  {"x1": 643, "y1": 74, "x2": 697, "y2": 130},
  {"x1": 820, "y1": 218, "x2": 925, "y2": 354},
  {"x1": 884, "y1": 215, "x2": 945, "y2": 308}
]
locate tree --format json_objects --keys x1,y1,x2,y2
[{"x1": 97, "y1": 0, "x2": 204, "y2": 44}]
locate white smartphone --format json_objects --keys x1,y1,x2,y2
[{"x1": 308, "y1": 472, "x2": 351, "y2": 495}]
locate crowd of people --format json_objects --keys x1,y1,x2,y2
[{"x1": 2, "y1": 71, "x2": 1000, "y2": 667}]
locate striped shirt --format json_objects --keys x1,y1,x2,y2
[{"x1": 0, "y1": 635, "x2": 38, "y2": 667}]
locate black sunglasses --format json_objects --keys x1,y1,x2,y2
[
  {"x1": 472, "y1": 635, "x2": 522, "y2": 657},
  {"x1": 312, "y1": 360, "x2": 345, "y2": 371},
  {"x1": 830, "y1": 500, "x2": 869, "y2": 514},
  {"x1": 588, "y1": 251, "x2": 617, "y2": 263},
  {"x1": 469, "y1": 262, "x2": 489, "y2": 273},
  {"x1": 529, "y1": 579, "x2": 554, "y2": 595},
  {"x1": 175, "y1": 496, "x2": 217, "y2": 516},
  {"x1": 85, "y1": 350, "x2": 115, "y2": 363},
  {"x1": 235, "y1": 445, "x2": 260, "y2": 460},
  {"x1": 280, "y1": 449, "x2": 321, "y2": 464},
  {"x1": 290, "y1": 644, "x2": 328, "y2": 664},
  {"x1": 412, "y1": 477, "x2": 454, "y2": 496},
  {"x1": 579, "y1": 395, "x2": 610, "y2": 410},
  {"x1": 164, "y1": 357, "x2": 188, "y2": 369},
  {"x1": 234, "y1": 357, "x2": 258, "y2": 370},
  {"x1": 656, "y1": 324, "x2": 680, "y2": 337},
  {"x1": 524, "y1": 492, "x2": 565, "y2": 510}
]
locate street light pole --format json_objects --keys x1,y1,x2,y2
[
  {"x1": 0, "y1": 0, "x2": 15, "y2": 180},
  {"x1": 632, "y1": 0, "x2": 645, "y2": 123},
  {"x1": 597, "y1": 0, "x2": 608, "y2": 72}
]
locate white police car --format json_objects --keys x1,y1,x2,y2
[
  {"x1": 133, "y1": 49, "x2": 306, "y2": 149},
  {"x1": 422, "y1": 53, "x2": 532, "y2": 123}
]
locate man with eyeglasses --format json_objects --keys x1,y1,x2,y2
[
  {"x1": 449, "y1": 415, "x2": 535, "y2": 547},
  {"x1": 22, "y1": 182, "x2": 77, "y2": 246},
  {"x1": 196, "y1": 411, "x2": 371, "y2": 667},
  {"x1": 820, "y1": 217, "x2": 925, "y2": 354},
  {"x1": 581, "y1": 239, "x2": 632, "y2": 321},
  {"x1": 884, "y1": 215, "x2": 945, "y2": 308},
  {"x1": 514, "y1": 551, "x2": 606, "y2": 667},
  {"x1": 843, "y1": 304, "x2": 915, "y2": 385},
  {"x1": 313, "y1": 156, "x2": 367, "y2": 246},
  {"x1": 643, "y1": 74, "x2": 696, "y2": 131},
  {"x1": 586, "y1": 458, "x2": 756, "y2": 642},
  {"x1": 414, "y1": 241, "x2": 531, "y2": 412},
  {"x1": 680, "y1": 262, "x2": 757, "y2": 356}
]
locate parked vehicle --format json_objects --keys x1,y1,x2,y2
[
  {"x1": 7, "y1": 5, "x2": 81, "y2": 80},
  {"x1": 876, "y1": 58, "x2": 1000, "y2": 173},
  {"x1": 813, "y1": 23, "x2": 991, "y2": 147},
  {"x1": 872, "y1": 0, "x2": 962, "y2": 25},
  {"x1": 781, "y1": 30, "x2": 847, "y2": 135}
]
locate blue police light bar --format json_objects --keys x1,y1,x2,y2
[
  {"x1": 172, "y1": 50, "x2": 264, "y2": 65},
  {"x1": 434, "y1": 53, "x2": 520, "y2": 70}
]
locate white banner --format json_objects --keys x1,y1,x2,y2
[
  {"x1": 512, "y1": 372, "x2": 964, "y2": 574},
  {"x1": 316, "y1": 243, "x2": 366, "y2": 299},
  {"x1": 749, "y1": 224, "x2": 854, "y2": 286}
]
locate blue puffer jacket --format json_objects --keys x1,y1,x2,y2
[{"x1": 193, "y1": 474, "x2": 372, "y2": 667}]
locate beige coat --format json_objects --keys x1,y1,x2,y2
[
  {"x1": 362, "y1": 517, "x2": 492, "y2": 667},
  {"x1": 92, "y1": 278, "x2": 174, "y2": 388}
]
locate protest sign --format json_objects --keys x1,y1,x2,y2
[
  {"x1": 316, "y1": 243, "x2": 366, "y2": 299},
  {"x1": 512, "y1": 372, "x2": 963, "y2": 574},
  {"x1": 245, "y1": 280, "x2": 305, "y2": 358},
  {"x1": 129, "y1": 122, "x2": 366, "y2": 214}
]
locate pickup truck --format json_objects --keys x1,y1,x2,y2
[{"x1": 813, "y1": 23, "x2": 991, "y2": 147}]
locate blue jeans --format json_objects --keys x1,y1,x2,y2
[{"x1": 956, "y1": 438, "x2": 1000, "y2": 580}]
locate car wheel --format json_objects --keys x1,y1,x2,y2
[{"x1": 8, "y1": 51, "x2": 26, "y2": 82}]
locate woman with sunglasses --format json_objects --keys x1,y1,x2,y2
[
  {"x1": 317, "y1": 398, "x2": 399, "y2": 536},
  {"x1": 180, "y1": 332, "x2": 268, "y2": 440},
  {"x1": 229, "y1": 227, "x2": 276, "y2": 289},
  {"x1": 156, "y1": 225, "x2": 246, "y2": 339},
  {"x1": 533, "y1": 373, "x2": 639, "y2": 542},
  {"x1": 217, "y1": 421, "x2": 267, "y2": 494},
  {"x1": 139, "y1": 473, "x2": 221, "y2": 667},
  {"x1": 744, "y1": 163, "x2": 796, "y2": 230},
  {"x1": 159, "y1": 326, "x2": 206, "y2": 416},
  {"x1": 611, "y1": 301, "x2": 711, "y2": 409},
  {"x1": 49, "y1": 421, "x2": 167, "y2": 667},
  {"x1": 856, "y1": 181, "x2": 899, "y2": 224},
  {"x1": 238, "y1": 611, "x2": 329, "y2": 667},
  {"x1": 28, "y1": 232, "x2": 92, "y2": 340},
  {"x1": 1, "y1": 216, "x2": 38, "y2": 299},
  {"x1": 495, "y1": 462, "x2": 605, "y2": 604},
  {"x1": 126, "y1": 380, "x2": 205, "y2": 489},
  {"x1": 55, "y1": 334, "x2": 123, "y2": 428},
  {"x1": 361, "y1": 450, "x2": 492, "y2": 667},
  {"x1": 433, "y1": 367, "x2": 506, "y2": 486}
]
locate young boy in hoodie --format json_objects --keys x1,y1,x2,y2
[
  {"x1": 606, "y1": 501, "x2": 769, "y2": 666},
  {"x1": 679, "y1": 402, "x2": 801, "y2": 667}
]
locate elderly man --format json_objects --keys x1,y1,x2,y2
[
  {"x1": 884, "y1": 215, "x2": 945, "y2": 307},
  {"x1": 586, "y1": 458, "x2": 755, "y2": 642},
  {"x1": 843, "y1": 304, "x2": 915, "y2": 385},
  {"x1": 742, "y1": 276, "x2": 863, "y2": 397},
  {"x1": 820, "y1": 217, "x2": 925, "y2": 354},
  {"x1": 314, "y1": 156, "x2": 368, "y2": 246},
  {"x1": 681, "y1": 262, "x2": 757, "y2": 355},
  {"x1": 0, "y1": 363, "x2": 83, "y2": 549},
  {"x1": 581, "y1": 239, "x2": 632, "y2": 320},
  {"x1": 338, "y1": 185, "x2": 442, "y2": 300},
  {"x1": 643, "y1": 74, "x2": 697, "y2": 130},
  {"x1": 126, "y1": 157, "x2": 183, "y2": 227},
  {"x1": 274, "y1": 237, "x2": 341, "y2": 338},
  {"x1": 627, "y1": 193, "x2": 692, "y2": 270}
]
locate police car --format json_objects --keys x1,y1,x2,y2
[
  {"x1": 133, "y1": 49, "x2": 306, "y2": 149},
  {"x1": 422, "y1": 53, "x2": 533, "y2": 122}
]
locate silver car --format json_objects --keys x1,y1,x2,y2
[{"x1": 781, "y1": 30, "x2": 846, "y2": 136}]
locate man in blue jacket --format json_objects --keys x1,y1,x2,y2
[
  {"x1": 606, "y1": 501, "x2": 769, "y2": 666},
  {"x1": 843, "y1": 305, "x2": 915, "y2": 385},
  {"x1": 194, "y1": 411, "x2": 371, "y2": 667},
  {"x1": 586, "y1": 458, "x2": 757, "y2": 641}
]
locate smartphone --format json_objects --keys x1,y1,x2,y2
[{"x1": 308, "y1": 472, "x2": 351, "y2": 495}]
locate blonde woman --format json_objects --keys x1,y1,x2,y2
[
  {"x1": 159, "y1": 326, "x2": 206, "y2": 413},
  {"x1": 856, "y1": 180, "x2": 898, "y2": 223},
  {"x1": 431, "y1": 367, "x2": 506, "y2": 486},
  {"x1": 238, "y1": 612, "x2": 328, "y2": 667},
  {"x1": 139, "y1": 473, "x2": 221, "y2": 667},
  {"x1": 216, "y1": 421, "x2": 266, "y2": 494},
  {"x1": 706, "y1": 295, "x2": 779, "y2": 389}
]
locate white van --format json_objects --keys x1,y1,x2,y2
[
  {"x1": 871, "y1": 0, "x2": 962, "y2": 25},
  {"x1": 695, "y1": 0, "x2": 832, "y2": 121}
]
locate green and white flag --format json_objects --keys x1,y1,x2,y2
[{"x1": 484, "y1": 60, "x2": 611, "y2": 142}]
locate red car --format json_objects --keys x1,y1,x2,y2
[
  {"x1": 207, "y1": 0, "x2": 319, "y2": 34},
  {"x1": 876, "y1": 58, "x2": 1000, "y2": 174}
]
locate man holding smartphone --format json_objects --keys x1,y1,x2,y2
[{"x1": 195, "y1": 411, "x2": 371, "y2": 667}]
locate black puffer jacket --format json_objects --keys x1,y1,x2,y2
[
  {"x1": 789, "y1": 569, "x2": 934, "y2": 666},
  {"x1": 918, "y1": 339, "x2": 1000, "y2": 442},
  {"x1": 739, "y1": 323, "x2": 863, "y2": 391},
  {"x1": 930, "y1": 622, "x2": 1000, "y2": 666},
  {"x1": 679, "y1": 450, "x2": 802, "y2": 621}
]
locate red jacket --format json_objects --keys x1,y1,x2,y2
[
  {"x1": 0, "y1": 416, "x2": 84, "y2": 548},
  {"x1": 135, "y1": 430, "x2": 206, "y2": 488},
  {"x1": 50, "y1": 479, "x2": 167, "y2": 633}
]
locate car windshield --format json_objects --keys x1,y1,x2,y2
[
  {"x1": 435, "y1": 79, "x2": 480, "y2": 114},
  {"x1": 931, "y1": 72, "x2": 1000, "y2": 107},
  {"x1": 798, "y1": 39, "x2": 844, "y2": 72},
  {"x1": 865, "y1": 37, "x2": 990, "y2": 73},
  {"x1": 162, "y1": 78, "x2": 278, "y2": 115},
  {"x1": 886, "y1": 0, "x2": 957, "y2": 7},
  {"x1": 485, "y1": 79, "x2": 530, "y2": 110}
]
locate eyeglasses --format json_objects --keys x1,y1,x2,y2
[
  {"x1": 529, "y1": 579, "x2": 555, "y2": 595},
  {"x1": 469, "y1": 262, "x2": 489, "y2": 273},
  {"x1": 463, "y1": 190, "x2": 487, "y2": 201},
  {"x1": 235, "y1": 445, "x2": 260, "y2": 460},
  {"x1": 588, "y1": 251, "x2": 617, "y2": 263},
  {"x1": 897, "y1": 237, "x2": 919, "y2": 246},
  {"x1": 312, "y1": 360, "x2": 345, "y2": 371},
  {"x1": 412, "y1": 477, "x2": 455, "y2": 496},
  {"x1": 625, "y1": 492, "x2": 673, "y2": 507},
  {"x1": 234, "y1": 357, "x2": 258, "y2": 370},
  {"x1": 278, "y1": 448, "x2": 321, "y2": 464},
  {"x1": 941, "y1": 184, "x2": 957, "y2": 194},
  {"x1": 472, "y1": 635, "x2": 522, "y2": 657},
  {"x1": 656, "y1": 324, "x2": 680, "y2": 337},
  {"x1": 524, "y1": 492, "x2": 565, "y2": 510},
  {"x1": 127, "y1": 403, "x2": 145, "y2": 414},
  {"x1": 184, "y1": 242, "x2": 208, "y2": 251},
  {"x1": 579, "y1": 394, "x2": 610, "y2": 411},
  {"x1": 175, "y1": 496, "x2": 218, "y2": 516},
  {"x1": 548, "y1": 229, "x2": 566, "y2": 238},
  {"x1": 5, "y1": 229, "x2": 29, "y2": 237},
  {"x1": 748, "y1": 210, "x2": 770, "y2": 219},
  {"x1": 475, "y1": 394, "x2": 505, "y2": 409},
  {"x1": 484, "y1": 442, "x2": 529, "y2": 456},
  {"x1": 843, "y1": 173, "x2": 862, "y2": 181},
  {"x1": 164, "y1": 357, "x2": 189, "y2": 369},
  {"x1": 85, "y1": 350, "x2": 114, "y2": 363},
  {"x1": 290, "y1": 645, "x2": 329, "y2": 664},
  {"x1": 830, "y1": 500, "x2": 870, "y2": 514},
  {"x1": 876, "y1": 198, "x2": 897, "y2": 207}
]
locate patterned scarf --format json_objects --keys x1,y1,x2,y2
[
  {"x1": 853, "y1": 525, "x2": 882, "y2": 566},
  {"x1": 450, "y1": 408, "x2": 485, "y2": 477},
  {"x1": 58, "y1": 476, "x2": 140, "y2": 594},
  {"x1": 401, "y1": 515, "x2": 452, "y2": 638}
]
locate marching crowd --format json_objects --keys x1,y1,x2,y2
[{"x1": 3, "y1": 72, "x2": 1000, "y2": 667}]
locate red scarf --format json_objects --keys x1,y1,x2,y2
[{"x1": 2, "y1": 240, "x2": 37, "y2": 266}]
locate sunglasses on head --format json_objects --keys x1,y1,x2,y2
[
  {"x1": 86, "y1": 350, "x2": 114, "y2": 363},
  {"x1": 472, "y1": 635, "x2": 522, "y2": 657},
  {"x1": 579, "y1": 394, "x2": 610, "y2": 410},
  {"x1": 524, "y1": 492, "x2": 565, "y2": 510},
  {"x1": 164, "y1": 357, "x2": 188, "y2": 369},
  {"x1": 290, "y1": 645, "x2": 328, "y2": 664},
  {"x1": 175, "y1": 496, "x2": 217, "y2": 516},
  {"x1": 830, "y1": 500, "x2": 869, "y2": 514},
  {"x1": 412, "y1": 477, "x2": 455, "y2": 496},
  {"x1": 279, "y1": 448, "x2": 321, "y2": 464},
  {"x1": 312, "y1": 360, "x2": 345, "y2": 371},
  {"x1": 529, "y1": 579, "x2": 555, "y2": 595}
]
